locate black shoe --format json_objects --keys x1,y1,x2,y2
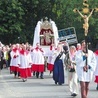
[
  {"x1": 36, "y1": 75, "x2": 39, "y2": 78},
  {"x1": 36, "y1": 72, "x2": 39, "y2": 78},
  {"x1": 33, "y1": 72, "x2": 35, "y2": 76},
  {"x1": 40, "y1": 77, "x2": 44, "y2": 79},
  {"x1": 96, "y1": 87, "x2": 98, "y2": 90},
  {"x1": 22, "y1": 79, "x2": 27, "y2": 82},
  {"x1": 71, "y1": 93, "x2": 77, "y2": 96},
  {"x1": 23, "y1": 79, "x2": 25, "y2": 82},
  {"x1": 58, "y1": 83, "x2": 62, "y2": 85}
]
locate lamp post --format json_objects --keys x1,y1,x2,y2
[
  {"x1": 73, "y1": 0, "x2": 98, "y2": 71},
  {"x1": 18, "y1": 37, "x2": 20, "y2": 43}
]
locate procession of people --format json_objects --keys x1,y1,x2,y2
[
  {"x1": 0, "y1": 17, "x2": 98, "y2": 98},
  {"x1": 0, "y1": 39, "x2": 98, "y2": 98}
]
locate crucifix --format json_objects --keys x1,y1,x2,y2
[
  {"x1": 77, "y1": 9, "x2": 94, "y2": 35},
  {"x1": 73, "y1": 0, "x2": 98, "y2": 71}
]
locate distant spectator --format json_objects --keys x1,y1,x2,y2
[
  {"x1": 76, "y1": 43, "x2": 81, "y2": 51},
  {"x1": 0, "y1": 47, "x2": 4, "y2": 70}
]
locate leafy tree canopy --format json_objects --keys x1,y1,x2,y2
[{"x1": 0, "y1": 0, "x2": 98, "y2": 47}]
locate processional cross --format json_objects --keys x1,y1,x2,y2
[
  {"x1": 73, "y1": 0, "x2": 98, "y2": 71},
  {"x1": 74, "y1": 0, "x2": 98, "y2": 36}
]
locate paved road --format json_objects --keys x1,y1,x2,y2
[{"x1": 0, "y1": 69, "x2": 98, "y2": 98}]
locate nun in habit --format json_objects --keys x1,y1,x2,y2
[{"x1": 52, "y1": 43, "x2": 65, "y2": 85}]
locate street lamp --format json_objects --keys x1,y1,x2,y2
[{"x1": 18, "y1": 37, "x2": 20, "y2": 43}]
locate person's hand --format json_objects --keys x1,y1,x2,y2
[
  {"x1": 29, "y1": 63, "x2": 32, "y2": 66},
  {"x1": 16, "y1": 55, "x2": 19, "y2": 57},
  {"x1": 68, "y1": 65, "x2": 73, "y2": 69},
  {"x1": 73, "y1": 65, "x2": 75, "y2": 69},
  {"x1": 18, "y1": 64, "x2": 20, "y2": 67},
  {"x1": 85, "y1": 53, "x2": 88, "y2": 57},
  {"x1": 83, "y1": 65, "x2": 88, "y2": 72},
  {"x1": 13, "y1": 55, "x2": 16, "y2": 58},
  {"x1": 71, "y1": 61, "x2": 76, "y2": 65}
]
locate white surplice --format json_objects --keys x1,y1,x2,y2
[{"x1": 75, "y1": 50, "x2": 96, "y2": 82}]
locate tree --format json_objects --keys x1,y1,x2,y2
[
  {"x1": 0, "y1": 0, "x2": 24, "y2": 44},
  {"x1": 0, "y1": 0, "x2": 98, "y2": 48}
]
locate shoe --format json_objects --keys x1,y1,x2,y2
[
  {"x1": 23, "y1": 79, "x2": 25, "y2": 82},
  {"x1": 40, "y1": 77, "x2": 44, "y2": 79},
  {"x1": 22, "y1": 79, "x2": 27, "y2": 82},
  {"x1": 36, "y1": 75, "x2": 39, "y2": 78},
  {"x1": 33, "y1": 72, "x2": 35, "y2": 76},
  {"x1": 71, "y1": 93, "x2": 77, "y2": 96},
  {"x1": 58, "y1": 83, "x2": 62, "y2": 85},
  {"x1": 96, "y1": 87, "x2": 98, "y2": 90},
  {"x1": 36, "y1": 72, "x2": 39, "y2": 78}
]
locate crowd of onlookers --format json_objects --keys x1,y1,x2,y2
[
  {"x1": 0, "y1": 42, "x2": 31, "y2": 70},
  {"x1": 0, "y1": 42, "x2": 11, "y2": 70}
]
